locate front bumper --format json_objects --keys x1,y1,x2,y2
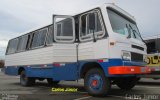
[{"x1": 108, "y1": 66, "x2": 151, "y2": 75}]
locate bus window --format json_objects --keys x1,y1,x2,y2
[
  {"x1": 89, "y1": 12, "x2": 102, "y2": 33},
  {"x1": 81, "y1": 14, "x2": 87, "y2": 36},
  {"x1": 26, "y1": 34, "x2": 32, "y2": 50},
  {"x1": 57, "y1": 23, "x2": 62, "y2": 36},
  {"x1": 31, "y1": 31, "x2": 39, "y2": 48},
  {"x1": 79, "y1": 10, "x2": 104, "y2": 42},
  {"x1": 38, "y1": 28, "x2": 48, "y2": 46},
  {"x1": 31, "y1": 28, "x2": 48, "y2": 48},
  {"x1": 54, "y1": 16, "x2": 75, "y2": 43},
  {"x1": 46, "y1": 25, "x2": 54, "y2": 45},
  {"x1": 7, "y1": 38, "x2": 19, "y2": 54},
  {"x1": 17, "y1": 35, "x2": 28, "y2": 52}
]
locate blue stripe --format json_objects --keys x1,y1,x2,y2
[
  {"x1": 5, "y1": 59, "x2": 146, "y2": 80},
  {"x1": 5, "y1": 66, "x2": 18, "y2": 76}
]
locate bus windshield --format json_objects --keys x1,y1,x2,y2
[{"x1": 107, "y1": 8, "x2": 142, "y2": 41}]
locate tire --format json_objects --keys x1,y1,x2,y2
[
  {"x1": 115, "y1": 77, "x2": 139, "y2": 90},
  {"x1": 84, "y1": 68, "x2": 111, "y2": 96},
  {"x1": 20, "y1": 70, "x2": 35, "y2": 86},
  {"x1": 47, "y1": 78, "x2": 60, "y2": 86}
]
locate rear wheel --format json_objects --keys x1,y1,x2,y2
[
  {"x1": 84, "y1": 68, "x2": 111, "y2": 96},
  {"x1": 20, "y1": 70, "x2": 35, "y2": 86},
  {"x1": 115, "y1": 77, "x2": 139, "y2": 90},
  {"x1": 47, "y1": 78, "x2": 60, "y2": 86}
]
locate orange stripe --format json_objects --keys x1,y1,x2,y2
[{"x1": 108, "y1": 66, "x2": 151, "y2": 75}]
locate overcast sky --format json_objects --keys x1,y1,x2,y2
[{"x1": 0, "y1": 0, "x2": 160, "y2": 58}]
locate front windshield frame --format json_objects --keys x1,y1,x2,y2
[{"x1": 107, "y1": 7, "x2": 143, "y2": 41}]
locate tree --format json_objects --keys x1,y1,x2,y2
[{"x1": 0, "y1": 60, "x2": 4, "y2": 68}]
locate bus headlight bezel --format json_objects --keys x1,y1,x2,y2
[{"x1": 122, "y1": 51, "x2": 131, "y2": 61}]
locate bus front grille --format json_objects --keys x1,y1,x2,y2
[{"x1": 131, "y1": 52, "x2": 143, "y2": 62}]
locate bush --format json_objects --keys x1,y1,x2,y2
[{"x1": 0, "y1": 60, "x2": 4, "y2": 68}]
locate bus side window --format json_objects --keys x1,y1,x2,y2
[
  {"x1": 26, "y1": 34, "x2": 31, "y2": 50},
  {"x1": 31, "y1": 31, "x2": 39, "y2": 48},
  {"x1": 81, "y1": 14, "x2": 87, "y2": 36},
  {"x1": 31, "y1": 28, "x2": 48, "y2": 49},
  {"x1": 46, "y1": 25, "x2": 54, "y2": 45},
  {"x1": 54, "y1": 16, "x2": 75, "y2": 43},
  {"x1": 79, "y1": 10, "x2": 104, "y2": 42},
  {"x1": 6, "y1": 38, "x2": 19, "y2": 54},
  {"x1": 38, "y1": 28, "x2": 48, "y2": 46},
  {"x1": 17, "y1": 35, "x2": 28, "y2": 52}
]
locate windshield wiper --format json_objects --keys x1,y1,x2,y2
[
  {"x1": 129, "y1": 24, "x2": 137, "y2": 38},
  {"x1": 128, "y1": 24, "x2": 145, "y2": 43}
]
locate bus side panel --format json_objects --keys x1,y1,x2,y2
[
  {"x1": 52, "y1": 43, "x2": 77, "y2": 63},
  {"x1": 25, "y1": 63, "x2": 78, "y2": 81},
  {"x1": 5, "y1": 66, "x2": 18, "y2": 76},
  {"x1": 78, "y1": 39, "x2": 109, "y2": 61},
  {"x1": 5, "y1": 46, "x2": 54, "y2": 67},
  {"x1": 26, "y1": 67, "x2": 54, "y2": 78},
  {"x1": 5, "y1": 63, "x2": 78, "y2": 81},
  {"x1": 52, "y1": 63, "x2": 78, "y2": 81}
]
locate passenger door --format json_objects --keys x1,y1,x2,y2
[
  {"x1": 53, "y1": 15, "x2": 77, "y2": 62},
  {"x1": 52, "y1": 15, "x2": 78, "y2": 80}
]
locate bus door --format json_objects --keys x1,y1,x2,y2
[{"x1": 52, "y1": 15, "x2": 78, "y2": 80}]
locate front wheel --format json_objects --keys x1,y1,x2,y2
[
  {"x1": 84, "y1": 68, "x2": 111, "y2": 96},
  {"x1": 20, "y1": 70, "x2": 35, "y2": 86},
  {"x1": 115, "y1": 77, "x2": 139, "y2": 90}
]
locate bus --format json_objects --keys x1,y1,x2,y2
[
  {"x1": 5, "y1": 3, "x2": 150, "y2": 96},
  {"x1": 144, "y1": 35, "x2": 160, "y2": 79}
]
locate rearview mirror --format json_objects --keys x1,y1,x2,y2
[{"x1": 89, "y1": 13, "x2": 95, "y2": 30}]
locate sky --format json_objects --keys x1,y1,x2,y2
[{"x1": 0, "y1": 0, "x2": 160, "y2": 59}]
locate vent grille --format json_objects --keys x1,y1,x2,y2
[
  {"x1": 132, "y1": 45, "x2": 144, "y2": 51},
  {"x1": 131, "y1": 52, "x2": 143, "y2": 62}
]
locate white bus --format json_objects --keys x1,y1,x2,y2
[
  {"x1": 144, "y1": 35, "x2": 160, "y2": 79},
  {"x1": 5, "y1": 3, "x2": 150, "y2": 96}
]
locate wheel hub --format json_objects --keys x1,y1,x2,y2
[
  {"x1": 92, "y1": 80, "x2": 98, "y2": 87},
  {"x1": 89, "y1": 74, "x2": 103, "y2": 90}
]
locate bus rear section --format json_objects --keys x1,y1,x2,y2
[{"x1": 5, "y1": 3, "x2": 150, "y2": 96}]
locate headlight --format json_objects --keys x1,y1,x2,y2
[{"x1": 122, "y1": 51, "x2": 131, "y2": 61}]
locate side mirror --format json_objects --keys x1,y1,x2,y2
[{"x1": 88, "y1": 13, "x2": 95, "y2": 30}]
